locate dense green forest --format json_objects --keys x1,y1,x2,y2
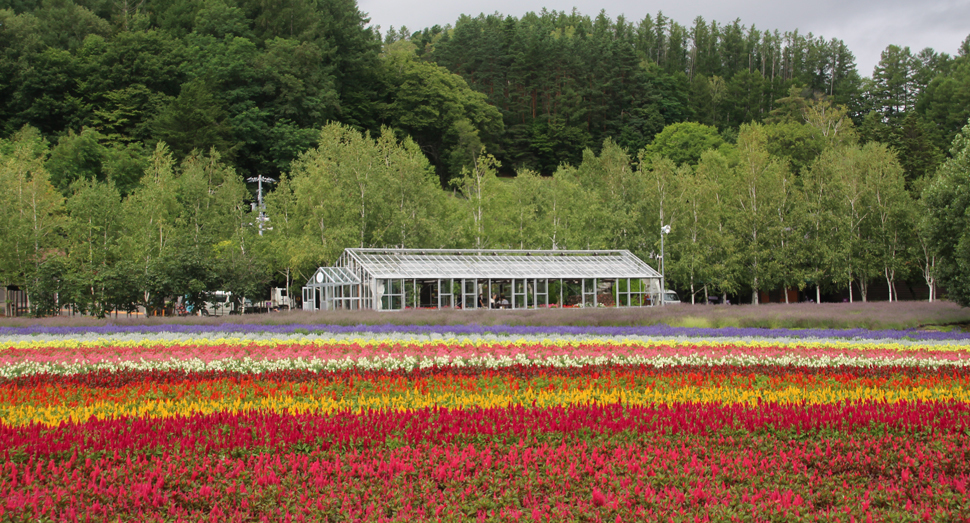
[{"x1": 2, "y1": 0, "x2": 970, "y2": 313}]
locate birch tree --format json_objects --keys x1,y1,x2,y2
[
  {"x1": 860, "y1": 143, "x2": 912, "y2": 302},
  {"x1": 118, "y1": 142, "x2": 180, "y2": 312},
  {"x1": 800, "y1": 148, "x2": 849, "y2": 303},
  {"x1": 0, "y1": 127, "x2": 65, "y2": 313},
  {"x1": 368, "y1": 128, "x2": 448, "y2": 249},
  {"x1": 694, "y1": 150, "x2": 741, "y2": 301},
  {"x1": 539, "y1": 166, "x2": 586, "y2": 250},
  {"x1": 574, "y1": 140, "x2": 643, "y2": 252},
  {"x1": 65, "y1": 179, "x2": 122, "y2": 317},
  {"x1": 666, "y1": 163, "x2": 718, "y2": 303},
  {"x1": 504, "y1": 169, "x2": 543, "y2": 249},
  {"x1": 451, "y1": 149, "x2": 506, "y2": 249},
  {"x1": 922, "y1": 119, "x2": 970, "y2": 306},
  {"x1": 726, "y1": 123, "x2": 789, "y2": 304}
]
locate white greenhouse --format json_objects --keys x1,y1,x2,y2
[{"x1": 302, "y1": 248, "x2": 664, "y2": 311}]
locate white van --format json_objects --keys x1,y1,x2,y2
[
  {"x1": 270, "y1": 287, "x2": 292, "y2": 310},
  {"x1": 202, "y1": 291, "x2": 235, "y2": 316},
  {"x1": 662, "y1": 290, "x2": 681, "y2": 304}
]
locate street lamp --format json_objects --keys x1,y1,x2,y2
[
  {"x1": 660, "y1": 224, "x2": 670, "y2": 305},
  {"x1": 247, "y1": 175, "x2": 276, "y2": 236}
]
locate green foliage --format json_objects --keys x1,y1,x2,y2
[
  {"x1": 691, "y1": 150, "x2": 742, "y2": 298},
  {"x1": 25, "y1": 256, "x2": 71, "y2": 317},
  {"x1": 529, "y1": 117, "x2": 591, "y2": 175},
  {"x1": 917, "y1": 40, "x2": 970, "y2": 150},
  {"x1": 640, "y1": 122, "x2": 730, "y2": 167},
  {"x1": 0, "y1": 127, "x2": 65, "y2": 290},
  {"x1": 725, "y1": 123, "x2": 792, "y2": 303},
  {"x1": 665, "y1": 154, "x2": 723, "y2": 302},
  {"x1": 47, "y1": 127, "x2": 106, "y2": 193},
  {"x1": 533, "y1": 165, "x2": 585, "y2": 251},
  {"x1": 449, "y1": 150, "x2": 508, "y2": 249},
  {"x1": 64, "y1": 177, "x2": 123, "y2": 317},
  {"x1": 267, "y1": 124, "x2": 450, "y2": 286},
  {"x1": 571, "y1": 140, "x2": 644, "y2": 252},
  {"x1": 151, "y1": 79, "x2": 234, "y2": 158},
  {"x1": 45, "y1": 127, "x2": 149, "y2": 197},
  {"x1": 875, "y1": 113, "x2": 945, "y2": 191},
  {"x1": 764, "y1": 86, "x2": 810, "y2": 124},
  {"x1": 869, "y1": 45, "x2": 918, "y2": 122},
  {"x1": 380, "y1": 41, "x2": 503, "y2": 184},
  {"x1": 763, "y1": 121, "x2": 824, "y2": 175},
  {"x1": 1, "y1": 0, "x2": 381, "y2": 181},
  {"x1": 923, "y1": 120, "x2": 970, "y2": 306}
]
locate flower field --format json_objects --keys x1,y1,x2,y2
[{"x1": 2, "y1": 324, "x2": 970, "y2": 521}]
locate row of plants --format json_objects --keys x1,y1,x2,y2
[
  {"x1": 5, "y1": 320, "x2": 970, "y2": 340},
  {"x1": 2, "y1": 327, "x2": 969, "y2": 520},
  {"x1": 3, "y1": 404, "x2": 969, "y2": 520},
  {"x1": 4, "y1": 341, "x2": 970, "y2": 386},
  {"x1": 4, "y1": 363, "x2": 970, "y2": 428}
]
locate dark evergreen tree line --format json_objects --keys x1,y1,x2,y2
[
  {"x1": 412, "y1": 10, "x2": 969, "y2": 180},
  {"x1": 2, "y1": 1, "x2": 968, "y2": 185},
  {"x1": 413, "y1": 10, "x2": 868, "y2": 173}
]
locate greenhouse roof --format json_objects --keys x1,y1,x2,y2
[
  {"x1": 306, "y1": 266, "x2": 361, "y2": 287},
  {"x1": 341, "y1": 248, "x2": 661, "y2": 280}
]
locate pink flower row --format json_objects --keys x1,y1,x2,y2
[{"x1": 3, "y1": 342, "x2": 970, "y2": 367}]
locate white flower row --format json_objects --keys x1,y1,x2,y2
[{"x1": 2, "y1": 351, "x2": 969, "y2": 380}]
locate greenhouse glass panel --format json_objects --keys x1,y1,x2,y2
[
  {"x1": 513, "y1": 279, "x2": 527, "y2": 309},
  {"x1": 305, "y1": 248, "x2": 661, "y2": 311}
]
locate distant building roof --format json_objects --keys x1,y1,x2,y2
[{"x1": 339, "y1": 248, "x2": 661, "y2": 280}]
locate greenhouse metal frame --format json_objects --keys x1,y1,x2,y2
[{"x1": 302, "y1": 248, "x2": 664, "y2": 311}]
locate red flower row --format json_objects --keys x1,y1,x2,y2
[{"x1": 3, "y1": 403, "x2": 969, "y2": 521}]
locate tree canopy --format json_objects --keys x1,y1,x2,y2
[{"x1": 923, "y1": 119, "x2": 970, "y2": 306}]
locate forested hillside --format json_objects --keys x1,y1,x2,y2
[{"x1": 2, "y1": 0, "x2": 970, "y2": 313}]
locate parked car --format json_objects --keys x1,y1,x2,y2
[
  {"x1": 202, "y1": 291, "x2": 235, "y2": 316},
  {"x1": 270, "y1": 287, "x2": 292, "y2": 310},
  {"x1": 662, "y1": 290, "x2": 681, "y2": 304}
]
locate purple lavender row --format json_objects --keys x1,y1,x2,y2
[{"x1": 0, "y1": 323, "x2": 967, "y2": 340}]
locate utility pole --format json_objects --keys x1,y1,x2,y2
[
  {"x1": 247, "y1": 175, "x2": 276, "y2": 236},
  {"x1": 660, "y1": 224, "x2": 670, "y2": 305}
]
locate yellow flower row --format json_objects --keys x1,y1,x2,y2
[{"x1": 5, "y1": 385, "x2": 968, "y2": 427}]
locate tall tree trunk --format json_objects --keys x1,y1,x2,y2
[
  {"x1": 848, "y1": 268, "x2": 854, "y2": 303},
  {"x1": 923, "y1": 255, "x2": 935, "y2": 302},
  {"x1": 885, "y1": 267, "x2": 894, "y2": 302}
]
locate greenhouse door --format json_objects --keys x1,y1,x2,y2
[
  {"x1": 302, "y1": 287, "x2": 315, "y2": 311},
  {"x1": 462, "y1": 279, "x2": 477, "y2": 309},
  {"x1": 438, "y1": 279, "x2": 454, "y2": 309},
  {"x1": 512, "y1": 279, "x2": 528, "y2": 309},
  {"x1": 535, "y1": 279, "x2": 548, "y2": 308}
]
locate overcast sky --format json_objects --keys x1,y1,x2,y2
[{"x1": 358, "y1": 0, "x2": 970, "y2": 77}]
